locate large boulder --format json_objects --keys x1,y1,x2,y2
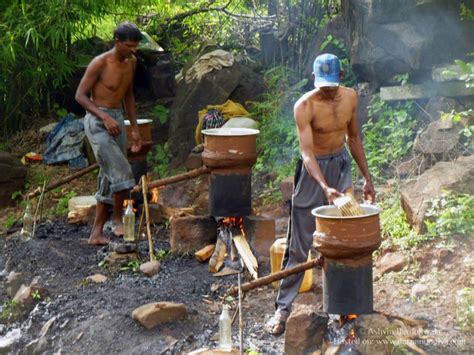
[
  {"x1": 400, "y1": 155, "x2": 474, "y2": 233},
  {"x1": 168, "y1": 65, "x2": 241, "y2": 167},
  {"x1": 0, "y1": 152, "x2": 27, "y2": 207},
  {"x1": 342, "y1": 0, "x2": 474, "y2": 84}
]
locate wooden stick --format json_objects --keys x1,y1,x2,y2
[
  {"x1": 229, "y1": 257, "x2": 323, "y2": 295},
  {"x1": 132, "y1": 166, "x2": 210, "y2": 192},
  {"x1": 32, "y1": 180, "x2": 47, "y2": 238},
  {"x1": 26, "y1": 163, "x2": 99, "y2": 199},
  {"x1": 233, "y1": 234, "x2": 258, "y2": 280},
  {"x1": 141, "y1": 175, "x2": 155, "y2": 262}
]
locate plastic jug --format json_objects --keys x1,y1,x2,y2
[{"x1": 270, "y1": 238, "x2": 313, "y2": 292}]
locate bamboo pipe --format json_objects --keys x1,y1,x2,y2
[
  {"x1": 228, "y1": 256, "x2": 323, "y2": 295},
  {"x1": 132, "y1": 166, "x2": 211, "y2": 192}
]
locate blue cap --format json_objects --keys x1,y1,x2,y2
[{"x1": 313, "y1": 53, "x2": 340, "y2": 88}]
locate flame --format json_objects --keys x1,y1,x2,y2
[
  {"x1": 123, "y1": 199, "x2": 137, "y2": 213},
  {"x1": 220, "y1": 217, "x2": 245, "y2": 235},
  {"x1": 347, "y1": 314, "x2": 358, "y2": 321},
  {"x1": 150, "y1": 188, "x2": 159, "y2": 204}
]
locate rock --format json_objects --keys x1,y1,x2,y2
[
  {"x1": 0, "y1": 329, "x2": 22, "y2": 353},
  {"x1": 354, "y1": 313, "x2": 392, "y2": 354},
  {"x1": 222, "y1": 117, "x2": 258, "y2": 129},
  {"x1": 380, "y1": 82, "x2": 474, "y2": 101},
  {"x1": 132, "y1": 302, "x2": 187, "y2": 329},
  {"x1": 39, "y1": 316, "x2": 57, "y2": 337},
  {"x1": 0, "y1": 151, "x2": 27, "y2": 208},
  {"x1": 188, "y1": 348, "x2": 239, "y2": 355},
  {"x1": 139, "y1": 261, "x2": 161, "y2": 277},
  {"x1": 67, "y1": 195, "x2": 97, "y2": 225},
  {"x1": 104, "y1": 252, "x2": 138, "y2": 266},
  {"x1": 285, "y1": 305, "x2": 328, "y2": 355},
  {"x1": 13, "y1": 285, "x2": 35, "y2": 313},
  {"x1": 280, "y1": 176, "x2": 294, "y2": 202},
  {"x1": 184, "y1": 152, "x2": 203, "y2": 170},
  {"x1": 400, "y1": 155, "x2": 474, "y2": 233},
  {"x1": 377, "y1": 252, "x2": 408, "y2": 277},
  {"x1": 170, "y1": 216, "x2": 217, "y2": 254},
  {"x1": 411, "y1": 283, "x2": 430, "y2": 299},
  {"x1": 158, "y1": 180, "x2": 194, "y2": 208},
  {"x1": 343, "y1": 0, "x2": 474, "y2": 84},
  {"x1": 108, "y1": 242, "x2": 137, "y2": 254},
  {"x1": 396, "y1": 156, "x2": 428, "y2": 178},
  {"x1": 6, "y1": 271, "x2": 25, "y2": 298},
  {"x1": 86, "y1": 274, "x2": 108, "y2": 283},
  {"x1": 413, "y1": 120, "x2": 460, "y2": 155},
  {"x1": 168, "y1": 64, "x2": 242, "y2": 167},
  {"x1": 417, "y1": 97, "x2": 460, "y2": 125},
  {"x1": 24, "y1": 336, "x2": 49, "y2": 355},
  {"x1": 228, "y1": 63, "x2": 265, "y2": 107}
]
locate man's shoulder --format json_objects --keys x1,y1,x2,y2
[{"x1": 339, "y1": 86, "x2": 357, "y2": 98}]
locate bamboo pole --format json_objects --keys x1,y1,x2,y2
[
  {"x1": 229, "y1": 257, "x2": 323, "y2": 295},
  {"x1": 32, "y1": 180, "x2": 47, "y2": 238},
  {"x1": 132, "y1": 166, "x2": 210, "y2": 192},
  {"x1": 26, "y1": 163, "x2": 99, "y2": 199},
  {"x1": 141, "y1": 175, "x2": 155, "y2": 262}
]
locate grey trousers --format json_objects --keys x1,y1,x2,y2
[
  {"x1": 84, "y1": 108, "x2": 135, "y2": 205},
  {"x1": 276, "y1": 148, "x2": 353, "y2": 316}
]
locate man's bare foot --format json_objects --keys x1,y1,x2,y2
[
  {"x1": 112, "y1": 221, "x2": 124, "y2": 237},
  {"x1": 88, "y1": 234, "x2": 109, "y2": 245}
]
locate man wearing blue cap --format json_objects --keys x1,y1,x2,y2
[{"x1": 266, "y1": 53, "x2": 375, "y2": 335}]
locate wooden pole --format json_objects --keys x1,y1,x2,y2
[
  {"x1": 132, "y1": 166, "x2": 210, "y2": 192},
  {"x1": 228, "y1": 257, "x2": 323, "y2": 295},
  {"x1": 26, "y1": 163, "x2": 99, "y2": 199},
  {"x1": 141, "y1": 175, "x2": 155, "y2": 262}
]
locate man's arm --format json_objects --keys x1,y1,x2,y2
[
  {"x1": 346, "y1": 92, "x2": 376, "y2": 202},
  {"x1": 295, "y1": 99, "x2": 343, "y2": 203},
  {"x1": 123, "y1": 60, "x2": 142, "y2": 152},
  {"x1": 75, "y1": 57, "x2": 121, "y2": 137}
]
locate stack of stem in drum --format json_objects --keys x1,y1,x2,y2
[{"x1": 333, "y1": 193, "x2": 364, "y2": 216}]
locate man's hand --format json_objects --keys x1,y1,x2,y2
[
  {"x1": 130, "y1": 127, "x2": 142, "y2": 153},
  {"x1": 102, "y1": 114, "x2": 121, "y2": 137},
  {"x1": 363, "y1": 179, "x2": 376, "y2": 204},
  {"x1": 324, "y1": 187, "x2": 344, "y2": 204}
]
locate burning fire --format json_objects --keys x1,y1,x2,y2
[
  {"x1": 341, "y1": 314, "x2": 358, "y2": 344},
  {"x1": 123, "y1": 199, "x2": 137, "y2": 212},
  {"x1": 220, "y1": 217, "x2": 245, "y2": 235},
  {"x1": 150, "y1": 188, "x2": 159, "y2": 204}
]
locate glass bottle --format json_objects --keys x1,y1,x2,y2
[
  {"x1": 218, "y1": 305, "x2": 232, "y2": 351},
  {"x1": 123, "y1": 200, "x2": 135, "y2": 242},
  {"x1": 20, "y1": 202, "x2": 33, "y2": 238}
]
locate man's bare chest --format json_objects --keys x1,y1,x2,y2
[
  {"x1": 99, "y1": 64, "x2": 133, "y2": 92},
  {"x1": 311, "y1": 102, "x2": 352, "y2": 133}
]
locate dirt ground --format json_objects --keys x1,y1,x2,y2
[{"x1": 0, "y1": 205, "x2": 472, "y2": 354}]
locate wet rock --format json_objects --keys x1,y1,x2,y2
[
  {"x1": 280, "y1": 176, "x2": 293, "y2": 203},
  {"x1": 86, "y1": 274, "x2": 108, "y2": 283},
  {"x1": 354, "y1": 313, "x2": 392, "y2": 354},
  {"x1": 400, "y1": 155, "x2": 474, "y2": 233},
  {"x1": 0, "y1": 328, "x2": 22, "y2": 353},
  {"x1": 376, "y1": 252, "x2": 408, "y2": 278},
  {"x1": 109, "y1": 242, "x2": 137, "y2": 254},
  {"x1": 132, "y1": 302, "x2": 187, "y2": 329},
  {"x1": 284, "y1": 305, "x2": 328, "y2": 355},
  {"x1": 411, "y1": 283, "x2": 430, "y2": 299},
  {"x1": 170, "y1": 216, "x2": 217, "y2": 255},
  {"x1": 140, "y1": 261, "x2": 161, "y2": 277},
  {"x1": 6, "y1": 271, "x2": 25, "y2": 297}
]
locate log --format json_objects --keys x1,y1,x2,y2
[
  {"x1": 229, "y1": 257, "x2": 323, "y2": 295},
  {"x1": 133, "y1": 166, "x2": 211, "y2": 192},
  {"x1": 195, "y1": 244, "x2": 215, "y2": 263},
  {"x1": 27, "y1": 163, "x2": 99, "y2": 199},
  {"x1": 233, "y1": 234, "x2": 258, "y2": 280},
  {"x1": 208, "y1": 238, "x2": 226, "y2": 273}
]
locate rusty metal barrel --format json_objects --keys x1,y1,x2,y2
[
  {"x1": 312, "y1": 204, "x2": 381, "y2": 315},
  {"x1": 202, "y1": 128, "x2": 259, "y2": 217}
]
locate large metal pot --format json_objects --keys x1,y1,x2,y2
[{"x1": 201, "y1": 128, "x2": 260, "y2": 216}]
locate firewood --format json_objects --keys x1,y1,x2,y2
[
  {"x1": 141, "y1": 175, "x2": 155, "y2": 262},
  {"x1": 208, "y1": 238, "x2": 226, "y2": 273},
  {"x1": 133, "y1": 166, "x2": 211, "y2": 192},
  {"x1": 232, "y1": 234, "x2": 258, "y2": 280},
  {"x1": 195, "y1": 244, "x2": 215, "y2": 263}
]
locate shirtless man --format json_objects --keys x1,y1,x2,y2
[
  {"x1": 266, "y1": 53, "x2": 375, "y2": 334},
  {"x1": 75, "y1": 23, "x2": 143, "y2": 245}
]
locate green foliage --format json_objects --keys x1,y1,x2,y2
[
  {"x1": 152, "y1": 104, "x2": 169, "y2": 125},
  {"x1": 4, "y1": 214, "x2": 17, "y2": 229},
  {"x1": 461, "y1": 3, "x2": 474, "y2": 20},
  {"x1": 456, "y1": 287, "x2": 474, "y2": 332},
  {"x1": 32, "y1": 290, "x2": 41, "y2": 300},
  {"x1": 393, "y1": 73, "x2": 410, "y2": 86},
  {"x1": 147, "y1": 143, "x2": 172, "y2": 178},
  {"x1": 250, "y1": 66, "x2": 303, "y2": 184},
  {"x1": 155, "y1": 249, "x2": 171, "y2": 260},
  {"x1": 362, "y1": 96, "x2": 417, "y2": 182},
  {"x1": 1, "y1": 299, "x2": 19, "y2": 323},
  {"x1": 441, "y1": 109, "x2": 473, "y2": 148},
  {"x1": 425, "y1": 192, "x2": 474, "y2": 238},
  {"x1": 54, "y1": 191, "x2": 77, "y2": 216},
  {"x1": 120, "y1": 260, "x2": 141, "y2": 272},
  {"x1": 379, "y1": 192, "x2": 430, "y2": 250}
]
